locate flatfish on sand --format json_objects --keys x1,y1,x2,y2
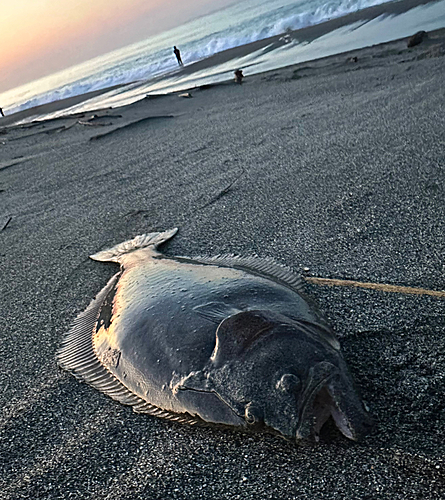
[{"x1": 57, "y1": 229, "x2": 371, "y2": 441}]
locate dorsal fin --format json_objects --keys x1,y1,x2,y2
[
  {"x1": 179, "y1": 254, "x2": 338, "y2": 345},
  {"x1": 177, "y1": 254, "x2": 305, "y2": 295},
  {"x1": 90, "y1": 228, "x2": 178, "y2": 263}
]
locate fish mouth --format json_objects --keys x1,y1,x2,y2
[
  {"x1": 312, "y1": 384, "x2": 355, "y2": 440},
  {"x1": 295, "y1": 362, "x2": 338, "y2": 440},
  {"x1": 295, "y1": 362, "x2": 371, "y2": 441}
]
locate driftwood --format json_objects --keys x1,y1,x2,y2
[
  {"x1": 305, "y1": 276, "x2": 445, "y2": 298},
  {"x1": 89, "y1": 115, "x2": 174, "y2": 141}
]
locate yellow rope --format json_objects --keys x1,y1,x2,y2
[{"x1": 303, "y1": 277, "x2": 445, "y2": 298}]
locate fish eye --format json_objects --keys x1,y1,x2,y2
[
  {"x1": 245, "y1": 403, "x2": 262, "y2": 424},
  {"x1": 276, "y1": 373, "x2": 301, "y2": 393}
]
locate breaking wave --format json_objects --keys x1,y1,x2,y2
[{"x1": 1, "y1": 0, "x2": 392, "y2": 115}]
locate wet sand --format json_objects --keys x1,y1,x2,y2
[
  {"x1": 1, "y1": 22, "x2": 445, "y2": 500},
  {"x1": 3, "y1": 0, "x2": 443, "y2": 124},
  {"x1": 178, "y1": 0, "x2": 443, "y2": 76}
]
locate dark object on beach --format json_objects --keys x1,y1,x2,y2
[
  {"x1": 1, "y1": 216, "x2": 12, "y2": 231},
  {"x1": 198, "y1": 84, "x2": 215, "y2": 90},
  {"x1": 89, "y1": 115, "x2": 173, "y2": 141},
  {"x1": 348, "y1": 56, "x2": 358, "y2": 63},
  {"x1": 234, "y1": 69, "x2": 244, "y2": 84},
  {"x1": 173, "y1": 46, "x2": 183, "y2": 66},
  {"x1": 0, "y1": 107, "x2": 4, "y2": 117},
  {"x1": 407, "y1": 31, "x2": 427, "y2": 48},
  {"x1": 57, "y1": 229, "x2": 371, "y2": 442},
  {"x1": 200, "y1": 169, "x2": 245, "y2": 209}
]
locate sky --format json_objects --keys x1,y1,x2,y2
[{"x1": 0, "y1": 0, "x2": 237, "y2": 93}]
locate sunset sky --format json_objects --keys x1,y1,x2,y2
[{"x1": 0, "y1": 0, "x2": 236, "y2": 93}]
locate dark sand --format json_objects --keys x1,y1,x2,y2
[{"x1": 1, "y1": 24, "x2": 445, "y2": 500}]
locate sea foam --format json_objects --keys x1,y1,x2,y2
[{"x1": 0, "y1": 0, "x2": 407, "y2": 115}]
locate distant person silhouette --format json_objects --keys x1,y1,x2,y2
[
  {"x1": 173, "y1": 46, "x2": 183, "y2": 66},
  {"x1": 0, "y1": 107, "x2": 4, "y2": 117}
]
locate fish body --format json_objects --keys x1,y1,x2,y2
[{"x1": 58, "y1": 229, "x2": 370, "y2": 440}]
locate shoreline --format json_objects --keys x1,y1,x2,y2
[
  {"x1": 1, "y1": 0, "x2": 443, "y2": 126},
  {"x1": 176, "y1": 0, "x2": 440, "y2": 76},
  {"x1": 0, "y1": 84, "x2": 128, "y2": 128}
]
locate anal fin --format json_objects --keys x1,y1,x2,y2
[{"x1": 57, "y1": 271, "x2": 203, "y2": 426}]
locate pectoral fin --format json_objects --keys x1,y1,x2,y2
[{"x1": 193, "y1": 302, "x2": 242, "y2": 323}]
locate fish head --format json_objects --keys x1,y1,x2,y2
[{"x1": 185, "y1": 310, "x2": 371, "y2": 441}]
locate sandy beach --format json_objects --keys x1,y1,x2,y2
[{"x1": 1, "y1": 16, "x2": 445, "y2": 500}]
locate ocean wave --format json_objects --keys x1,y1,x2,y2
[
  {"x1": 187, "y1": 0, "x2": 387, "y2": 57},
  {"x1": 2, "y1": 0, "x2": 392, "y2": 116}
]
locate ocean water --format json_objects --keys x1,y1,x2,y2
[{"x1": 1, "y1": 0, "x2": 444, "y2": 119}]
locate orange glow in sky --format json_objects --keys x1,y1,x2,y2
[{"x1": 0, "y1": 0, "x2": 236, "y2": 93}]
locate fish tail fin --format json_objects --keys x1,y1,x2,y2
[{"x1": 90, "y1": 228, "x2": 178, "y2": 263}]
